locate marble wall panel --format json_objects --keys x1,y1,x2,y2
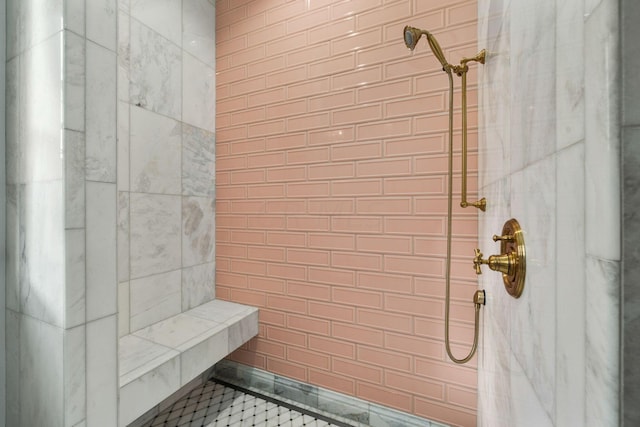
[
  {"x1": 64, "y1": 31, "x2": 85, "y2": 132},
  {"x1": 64, "y1": 325, "x2": 86, "y2": 426},
  {"x1": 182, "y1": 53, "x2": 216, "y2": 133},
  {"x1": 119, "y1": 281, "x2": 131, "y2": 337},
  {"x1": 130, "y1": 270, "x2": 182, "y2": 332},
  {"x1": 182, "y1": 196, "x2": 215, "y2": 267},
  {"x1": 86, "y1": 0, "x2": 117, "y2": 50},
  {"x1": 86, "y1": 315, "x2": 118, "y2": 427},
  {"x1": 65, "y1": 129, "x2": 85, "y2": 229},
  {"x1": 130, "y1": 0, "x2": 182, "y2": 47},
  {"x1": 118, "y1": 191, "x2": 130, "y2": 282},
  {"x1": 183, "y1": 0, "x2": 215, "y2": 67},
  {"x1": 117, "y1": 101, "x2": 130, "y2": 191},
  {"x1": 182, "y1": 124, "x2": 215, "y2": 197},
  {"x1": 65, "y1": 229, "x2": 86, "y2": 329},
  {"x1": 182, "y1": 262, "x2": 216, "y2": 311},
  {"x1": 64, "y1": 0, "x2": 85, "y2": 36},
  {"x1": 130, "y1": 193, "x2": 182, "y2": 278}
]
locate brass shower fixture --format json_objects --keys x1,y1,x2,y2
[
  {"x1": 403, "y1": 25, "x2": 487, "y2": 365},
  {"x1": 403, "y1": 26, "x2": 486, "y2": 211}
]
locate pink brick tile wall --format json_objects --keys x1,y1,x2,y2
[{"x1": 216, "y1": 1, "x2": 478, "y2": 426}]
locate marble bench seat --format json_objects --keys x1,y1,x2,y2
[{"x1": 118, "y1": 299, "x2": 259, "y2": 426}]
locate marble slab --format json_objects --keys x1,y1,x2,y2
[
  {"x1": 182, "y1": 196, "x2": 216, "y2": 267},
  {"x1": 183, "y1": 0, "x2": 216, "y2": 67},
  {"x1": 118, "y1": 300, "x2": 258, "y2": 426}
]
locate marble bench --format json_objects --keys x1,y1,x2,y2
[{"x1": 118, "y1": 299, "x2": 259, "y2": 426}]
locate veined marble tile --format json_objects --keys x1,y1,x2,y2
[
  {"x1": 317, "y1": 388, "x2": 369, "y2": 425},
  {"x1": 65, "y1": 229, "x2": 86, "y2": 329},
  {"x1": 6, "y1": 56, "x2": 19, "y2": 184},
  {"x1": 509, "y1": 0, "x2": 556, "y2": 174},
  {"x1": 20, "y1": 181, "x2": 65, "y2": 327},
  {"x1": 64, "y1": 0, "x2": 85, "y2": 35},
  {"x1": 86, "y1": 40, "x2": 117, "y2": 183},
  {"x1": 622, "y1": 0, "x2": 640, "y2": 126},
  {"x1": 555, "y1": 142, "x2": 585, "y2": 426},
  {"x1": 182, "y1": 262, "x2": 216, "y2": 311},
  {"x1": 119, "y1": 0, "x2": 130, "y2": 12},
  {"x1": 180, "y1": 328, "x2": 228, "y2": 386},
  {"x1": 555, "y1": 0, "x2": 584, "y2": 150},
  {"x1": 183, "y1": 0, "x2": 216, "y2": 67},
  {"x1": 130, "y1": 19, "x2": 182, "y2": 120},
  {"x1": 130, "y1": 106, "x2": 182, "y2": 194},
  {"x1": 585, "y1": 256, "x2": 620, "y2": 427},
  {"x1": 130, "y1": 193, "x2": 181, "y2": 278},
  {"x1": 118, "y1": 191, "x2": 130, "y2": 282},
  {"x1": 86, "y1": 315, "x2": 118, "y2": 427},
  {"x1": 64, "y1": 325, "x2": 86, "y2": 426},
  {"x1": 131, "y1": 0, "x2": 182, "y2": 47},
  {"x1": 183, "y1": 53, "x2": 216, "y2": 133},
  {"x1": 119, "y1": 281, "x2": 131, "y2": 337},
  {"x1": 509, "y1": 353, "x2": 553, "y2": 427},
  {"x1": 119, "y1": 355, "x2": 180, "y2": 427},
  {"x1": 64, "y1": 31, "x2": 85, "y2": 132},
  {"x1": 132, "y1": 313, "x2": 222, "y2": 351},
  {"x1": 86, "y1": 182, "x2": 117, "y2": 321},
  {"x1": 182, "y1": 196, "x2": 215, "y2": 267},
  {"x1": 117, "y1": 101, "x2": 130, "y2": 191},
  {"x1": 20, "y1": 315, "x2": 64, "y2": 427},
  {"x1": 584, "y1": 0, "x2": 621, "y2": 261},
  {"x1": 119, "y1": 334, "x2": 178, "y2": 386},
  {"x1": 130, "y1": 269, "x2": 181, "y2": 332},
  {"x1": 117, "y1": 10, "x2": 130, "y2": 103},
  {"x1": 6, "y1": 310, "x2": 20, "y2": 426},
  {"x1": 86, "y1": 0, "x2": 117, "y2": 51},
  {"x1": 182, "y1": 124, "x2": 215, "y2": 197},
  {"x1": 6, "y1": 0, "x2": 20, "y2": 59},
  {"x1": 21, "y1": 33, "x2": 64, "y2": 183},
  {"x1": 509, "y1": 157, "x2": 556, "y2": 419},
  {"x1": 64, "y1": 130, "x2": 85, "y2": 229},
  {"x1": 6, "y1": 185, "x2": 20, "y2": 311},
  {"x1": 22, "y1": 0, "x2": 63, "y2": 52},
  {"x1": 187, "y1": 299, "x2": 257, "y2": 328}
]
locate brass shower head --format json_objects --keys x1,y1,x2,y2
[{"x1": 403, "y1": 25, "x2": 449, "y2": 69}]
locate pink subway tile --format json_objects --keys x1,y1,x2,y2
[
  {"x1": 332, "y1": 66, "x2": 382, "y2": 90},
  {"x1": 332, "y1": 28, "x2": 382, "y2": 55},
  {"x1": 248, "y1": 276, "x2": 286, "y2": 294},
  {"x1": 247, "y1": 22, "x2": 287, "y2": 46},
  {"x1": 357, "y1": 43, "x2": 412, "y2": 68},
  {"x1": 247, "y1": 151, "x2": 286, "y2": 168},
  {"x1": 286, "y1": 7, "x2": 330, "y2": 34},
  {"x1": 308, "y1": 198, "x2": 355, "y2": 215},
  {"x1": 286, "y1": 216, "x2": 330, "y2": 232},
  {"x1": 385, "y1": 294, "x2": 444, "y2": 318},
  {"x1": 217, "y1": 186, "x2": 247, "y2": 200},
  {"x1": 415, "y1": 358, "x2": 476, "y2": 388},
  {"x1": 247, "y1": 119, "x2": 285, "y2": 138},
  {"x1": 385, "y1": 135, "x2": 445, "y2": 157},
  {"x1": 358, "y1": 346, "x2": 411, "y2": 372},
  {"x1": 334, "y1": 358, "x2": 382, "y2": 384},
  {"x1": 414, "y1": 237, "x2": 476, "y2": 258},
  {"x1": 385, "y1": 332, "x2": 443, "y2": 360},
  {"x1": 287, "y1": 43, "x2": 331, "y2": 67},
  {"x1": 287, "y1": 147, "x2": 330, "y2": 165},
  {"x1": 266, "y1": 1, "x2": 306, "y2": 25},
  {"x1": 216, "y1": 272, "x2": 248, "y2": 289},
  {"x1": 308, "y1": 127, "x2": 354, "y2": 146},
  {"x1": 287, "y1": 281, "x2": 331, "y2": 301},
  {"x1": 415, "y1": 317, "x2": 474, "y2": 344},
  {"x1": 308, "y1": 301, "x2": 355, "y2": 323},
  {"x1": 287, "y1": 249, "x2": 329, "y2": 266},
  {"x1": 266, "y1": 263, "x2": 307, "y2": 281},
  {"x1": 286, "y1": 182, "x2": 330, "y2": 198},
  {"x1": 308, "y1": 162, "x2": 355, "y2": 180},
  {"x1": 356, "y1": 159, "x2": 411, "y2": 177},
  {"x1": 415, "y1": 71, "x2": 449, "y2": 94},
  {"x1": 246, "y1": 184, "x2": 285, "y2": 199},
  {"x1": 447, "y1": 385, "x2": 478, "y2": 410},
  {"x1": 254, "y1": 338, "x2": 286, "y2": 360},
  {"x1": 357, "y1": 309, "x2": 412, "y2": 333},
  {"x1": 228, "y1": 348, "x2": 266, "y2": 369},
  {"x1": 288, "y1": 347, "x2": 330, "y2": 370},
  {"x1": 259, "y1": 309, "x2": 286, "y2": 326},
  {"x1": 309, "y1": 91, "x2": 355, "y2": 113},
  {"x1": 230, "y1": 76, "x2": 266, "y2": 96},
  {"x1": 231, "y1": 44, "x2": 266, "y2": 67},
  {"x1": 266, "y1": 294, "x2": 307, "y2": 314},
  {"x1": 247, "y1": 215, "x2": 286, "y2": 230},
  {"x1": 331, "y1": 141, "x2": 381, "y2": 161},
  {"x1": 247, "y1": 246, "x2": 286, "y2": 263},
  {"x1": 332, "y1": 288, "x2": 382, "y2": 309},
  {"x1": 231, "y1": 106, "x2": 266, "y2": 125},
  {"x1": 331, "y1": 216, "x2": 382, "y2": 233},
  {"x1": 385, "y1": 371, "x2": 444, "y2": 401},
  {"x1": 308, "y1": 234, "x2": 355, "y2": 251},
  {"x1": 247, "y1": 55, "x2": 286, "y2": 77},
  {"x1": 287, "y1": 112, "x2": 330, "y2": 132},
  {"x1": 356, "y1": 271, "x2": 412, "y2": 293},
  {"x1": 266, "y1": 66, "x2": 307, "y2": 88},
  {"x1": 414, "y1": 277, "x2": 477, "y2": 301},
  {"x1": 266, "y1": 325, "x2": 307, "y2": 347},
  {"x1": 267, "y1": 231, "x2": 307, "y2": 247},
  {"x1": 332, "y1": 103, "x2": 382, "y2": 126},
  {"x1": 356, "y1": 118, "x2": 411, "y2": 140},
  {"x1": 331, "y1": 179, "x2": 382, "y2": 197},
  {"x1": 230, "y1": 200, "x2": 266, "y2": 214},
  {"x1": 265, "y1": 199, "x2": 306, "y2": 213},
  {"x1": 331, "y1": 0, "x2": 381, "y2": 19},
  {"x1": 332, "y1": 323, "x2": 383, "y2": 347},
  {"x1": 266, "y1": 32, "x2": 307, "y2": 57},
  {"x1": 309, "y1": 335, "x2": 355, "y2": 359},
  {"x1": 356, "y1": 382, "x2": 412, "y2": 413},
  {"x1": 216, "y1": 36, "x2": 248, "y2": 58},
  {"x1": 217, "y1": 4, "x2": 248, "y2": 26},
  {"x1": 230, "y1": 259, "x2": 266, "y2": 276},
  {"x1": 229, "y1": 289, "x2": 267, "y2": 307},
  {"x1": 308, "y1": 17, "x2": 355, "y2": 44},
  {"x1": 217, "y1": 126, "x2": 247, "y2": 142},
  {"x1": 308, "y1": 267, "x2": 355, "y2": 286},
  {"x1": 384, "y1": 255, "x2": 444, "y2": 277},
  {"x1": 383, "y1": 176, "x2": 444, "y2": 195},
  {"x1": 217, "y1": 155, "x2": 246, "y2": 171},
  {"x1": 288, "y1": 78, "x2": 330, "y2": 100},
  {"x1": 229, "y1": 12, "x2": 266, "y2": 38},
  {"x1": 230, "y1": 229, "x2": 266, "y2": 244},
  {"x1": 230, "y1": 169, "x2": 266, "y2": 184},
  {"x1": 356, "y1": 1, "x2": 411, "y2": 30},
  {"x1": 332, "y1": 252, "x2": 382, "y2": 271},
  {"x1": 287, "y1": 314, "x2": 331, "y2": 336},
  {"x1": 357, "y1": 79, "x2": 412, "y2": 103},
  {"x1": 218, "y1": 95, "x2": 248, "y2": 114},
  {"x1": 247, "y1": 0, "x2": 287, "y2": 17},
  {"x1": 309, "y1": 54, "x2": 356, "y2": 79},
  {"x1": 248, "y1": 87, "x2": 287, "y2": 108},
  {"x1": 217, "y1": 66, "x2": 248, "y2": 85},
  {"x1": 385, "y1": 93, "x2": 445, "y2": 118},
  {"x1": 356, "y1": 235, "x2": 411, "y2": 254},
  {"x1": 266, "y1": 133, "x2": 307, "y2": 151}
]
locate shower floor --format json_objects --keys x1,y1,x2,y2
[{"x1": 141, "y1": 379, "x2": 352, "y2": 427}]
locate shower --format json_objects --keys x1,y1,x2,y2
[{"x1": 403, "y1": 25, "x2": 488, "y2": 365}]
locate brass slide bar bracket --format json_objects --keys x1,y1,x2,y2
[{"x1": 473, "y1": 218, "x2": 526, "y2": 298}]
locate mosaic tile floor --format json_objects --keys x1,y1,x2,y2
[{"x1": 143, "y1": 380, "x2": 350, "y2": 427}]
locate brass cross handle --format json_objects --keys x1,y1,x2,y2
[{"x1": 473, "y1": 219, "x2": 527, "y2": 298}]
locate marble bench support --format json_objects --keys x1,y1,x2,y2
[{"x1": 118, "y1": 300, "x2": 259, "y2": 426}]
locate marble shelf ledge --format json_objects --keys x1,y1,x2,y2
[{"x1": 118, "y1": 299, "x2": 258, "y2": 427}]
